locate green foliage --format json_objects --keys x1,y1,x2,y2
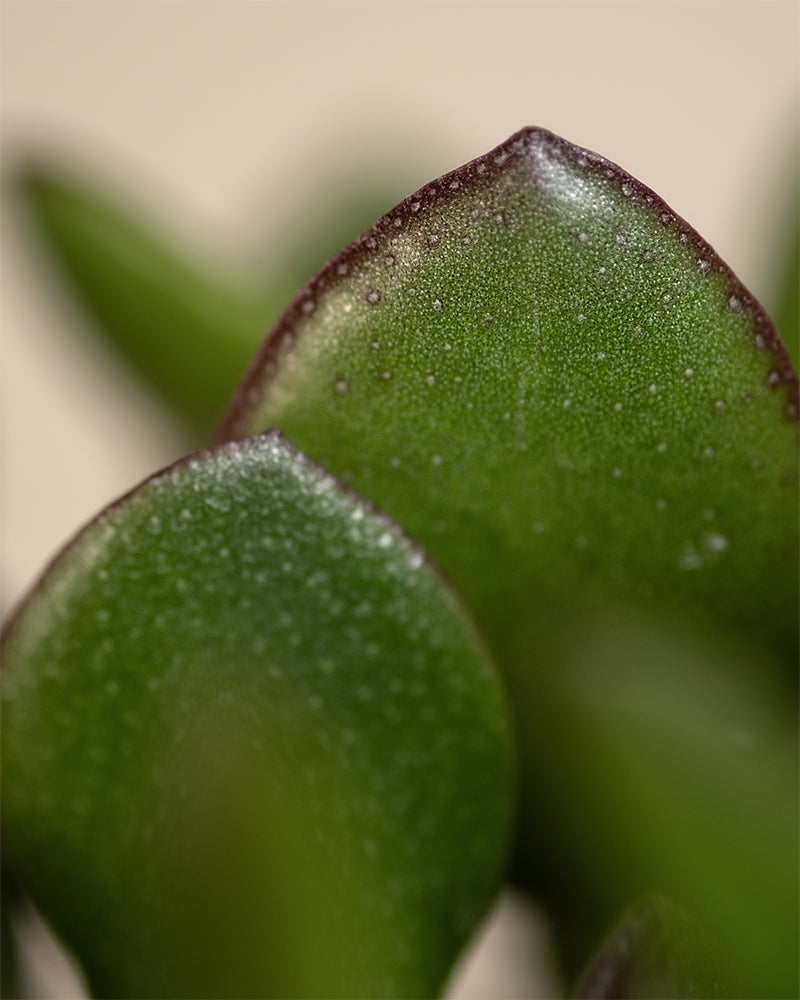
[
  {"x1": 1, "y1": 433, "x2": 512, "y2": 998},
  {"x1": 12, "y1": 166, "x2": 277, "y2": 439},
  {"x1": 2, "y1": 127, "x2": 798, "y2": 998}
]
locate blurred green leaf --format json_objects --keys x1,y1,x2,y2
[
  {"x1": 770, "y1": 190, "x2": 799, "y2": 368},
  {"x1": 12, "y1": 165, "x2": 281, "y2": 439},
  {"x1": 574, "y1": 894, "x2": 723, "y2": 999},
  {"x1": 522, "y1": 603, "x2": 798, "y2": 998},
  {"x1": 1, "y1": 431, "x2": 513, "y2": 998}
]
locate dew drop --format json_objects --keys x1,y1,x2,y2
[
  {"x1": 337, "y1": 262, "x2": 349, "y2": 277},
  {"x1": 371, "y1": 340, "x2": 380, "y2": 351},
  {"x1": 431, "y1": 454, "x2": 442, "y2": 466},
  {"x1": 494, "y1": 211, "x2": 505, "y2": 225},
  {"x1": 408, "y1": 550, "x2": 424, "y2": 570},
  {"x1": 679, "y1": 544, "x2": 702, "y2": 570},
  {"x1": 147, "y1": 515, "x2": 161, "y2": 535},
  {"x1": 704, "y1": 532, "x2": 729, "y2": 554},
  {"x1": 476, "y1": 162, "x2": 487, "y2": 176},
  {"x1": 649, "y1": 383, "x2": 658, "y2": 394},
  {"x1": 697, "y1": 258, "x2": 711, "y2": 274},
  {"x1": 613, "y1": 402, "x2": 623, "y2": 412},
  {"x1": 483, "y1": 312, "x2": 494, "y2": 324},
  {"x1": 703, "y1": 445, "x2": 715, "y2": 458},
  {"x1": 427, "y1": 232, "x2": 441, "y2": 247},
  {"x1": 390, "y1": 456, "x2": 401, "y2": 469},
  {"x1": 204, "y1": 495, "x2": 230, "y2": 513},
  {"x1": 378, "y1": 532, "x2": 393, "y2": 549},
  {"x1": 662, "y1": 292, "x2": 672, "y2": 304},
  {"x1": 449, "y1": 179, "x2": 460, "y2": 191},
  {"x1": 381, "y1": 370, "x2": 393, "y2": 380},
  {"x1": 577, "y1": 230, "x2": 590, "y2": 243},
  {"x1": 426, "y1": 374, "x2": 436, "y2": 386},
  {"x1": 620, "y1": 182, "x2": 633, "y2": 197},
  {"x1": 301, "y1": 298, "x2": 315, "y2": 315},
  {"x1": 384, "y1": 254, "x2": 396, "y2": 267},
  {"x1": 432, "y1": 299, "x2": 443, "y2": 312},
  {"x1": 767, "y1": 370, "x2": 781, "y2": 387},
  {"x1": 612, "y1": 468, "x2": 622, "y2": 479},
  {"x1": 615, "y1": 232, "x2": 628, "y2": 246},
  {"x1": 596, "y1": 351, "x2": 606, "y2": 361},
  {"x1": 715, "y1": 399, "x2": 726, "y2": 410},
  {"x1": 411, "y1": 200, "x2": 421, "y2": 213},
  {"x1": 334, "y1": 377, "x2": 349, "y2": 396},
  {"x1": 563, "y1": 398, "x2": 571, "y2": 409},
  {"x1": 365, "y1": 288, "x2": 382, "y2": 307},
  {"x1": 684, "y1": 367, "x2": 694, "y2": 378},
  {"x1": 656, "y1": 442, "x2": 667, "y2": 453},
  {"x1": 728, "y1": 295, "x2": 742, "y2": 313},
  {"x1": 366, "y1": 237, "x2": 377, "y2": 250},
  {"x1": 576, "y1": 313, "x2": 586, "y2": 323}
]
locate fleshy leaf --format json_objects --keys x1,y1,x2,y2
[
  {"x1": 12, "y1": 165, "x2": 280, "y2": 438},
  {"x1": 521, "y1": 603, "x2": 798, "y2": 998},
  {"x1": 219, "y1": 127, "x2": 799, "y2": 991},
  {"x1": 1, "y1": 432, "x2": 513, "y2": 999},
  {"x1": 574, "y1": 895, "x2": 723, "y2": 999},
  {"x1": 221, "y1": 126, "x2": 798, "y2": 659}
]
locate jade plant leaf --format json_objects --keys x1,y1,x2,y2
[
  {"x1": 219, "y1": 127, "x2": 799, "y2": 990},
  {"x1": 12, "y1": 165, "x2": 280, "y2": 439},
  {"x1": 574, "y1": 894, "x2": 723, "y2": 999},
  {"x1": 522, "y1": 603, "x2": 798, "y2": 998},
  {"x1": 221, "y1": 126, "x2": 798, "y2": 661},
  {"x1": 1, "y1": 431, "x2": 513, "y2": 998}
]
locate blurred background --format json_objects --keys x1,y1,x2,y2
[{"x1": 1, "y1": 2, "x2": 797, "y2": 996}]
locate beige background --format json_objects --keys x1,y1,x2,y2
[{"x1": 1, "y1": 1, "x2": 798, "y2": 996}]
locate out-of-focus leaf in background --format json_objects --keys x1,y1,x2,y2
[
  {"x1": 10, "y1": 163, "x2": 413, "y2": 442},
  {"x1": 767, "y1": 166, "x2": 799, "y2": 368},
  {"x1": 518, "y1": 602, "x2": 798, "y2": 997},
  {"x1": 574, "y1": 894, "x2": 723, "y2": 999}
]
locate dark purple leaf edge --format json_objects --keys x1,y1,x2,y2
[{"x1": 218, "y1": 126, "x2": 799, "y2": 442}]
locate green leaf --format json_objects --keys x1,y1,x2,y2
[
  {"x1": 220, "y1": 126, "x2": 798, "y2": 660},
  {"x1": 521, "y1": 604, "x2": 798, "y2": 998},
  {"x1": 12, "y1": 165, "x2": 280, "y2": 439},
  {"x1": 769, "y1": 176, "x2": 799, "y2": 369},
  {"x1": 1, "y1": 432, "x2": 513, "y2": 998},
  {"x1": 574, "y1": 895, "x2": 724, "y2": 999},
  {"x1": 219, "y1": 127, "x2": 799, "y2": 988}
]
